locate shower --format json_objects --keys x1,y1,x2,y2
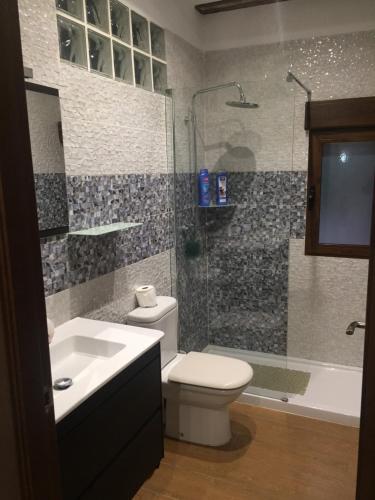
[
  {"x1": 286, "y1": 70, "x2": 312, "y2": 101},
  {"x1": 192, "y1": 81, "x2": 259, "y2": 111},
  {"x1": 190, "y1": 81, "x2": 258, "y2": 180}
]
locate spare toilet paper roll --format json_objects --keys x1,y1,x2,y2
[{"x1": 135, "y1": 285, "x2": 157, "y2": 308}]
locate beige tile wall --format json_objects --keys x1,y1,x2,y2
[{"x1": 288, "y1": 240, "x2": 368, "y2": 366}]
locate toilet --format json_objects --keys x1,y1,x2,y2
[{"x1": 127, "y1": 296, "x2": 253, "y2": 447}]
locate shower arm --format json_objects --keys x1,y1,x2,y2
[
  {"x1": 190, "y1": 81, "x2": 246, "y2": 182},
  {"x1": 287, "y1": 71, "x2": 312, "y2": 102}
]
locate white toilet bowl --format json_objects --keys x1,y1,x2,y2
[
  {"x1": 162, "y1": 353, "x2": 252, "y2": 446},
  {"x1": 127, "y1": 296, "x2": 253, "y2": 447}
]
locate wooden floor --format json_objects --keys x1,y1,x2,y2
[{"x1": 136, "y1": 403, "x2": 359, "y2": 500}]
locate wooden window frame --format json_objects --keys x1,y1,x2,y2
[
  {"x1": 305, "y1": 97, "x2": 375, "y2": 259},
  {"x1": 305, "y1": 128, "x2": 375, "y2": 259}
]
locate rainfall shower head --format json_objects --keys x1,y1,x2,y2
[
  {"x1": 226, "y1": 100, "x2": 259, "y2": 109},
  {"x1": 192, "y1": 81, "x2": 259, "y2": 110}
]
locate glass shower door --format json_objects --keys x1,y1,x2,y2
[{"x1": 167, "y1": 78, "x2": 294, "y2": 402}]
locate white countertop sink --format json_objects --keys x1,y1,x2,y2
[{"x1": 50, "y1": 317, "x2": 164, "y2": 423}]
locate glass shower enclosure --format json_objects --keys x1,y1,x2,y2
[{"x1": 166, "y1": 76, "x2": 300, "y2": 403}]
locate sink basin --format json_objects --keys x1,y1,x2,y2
[
  {"x1": 50, "y1": 318, "x2": 164, "y2": 422},
  {"x1": 50, "y1": 335, "x2": 126, "y2": 382}
]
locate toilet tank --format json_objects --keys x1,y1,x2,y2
[{"x1": 126, "y1": 296, "x2": 178, "y2": 368}]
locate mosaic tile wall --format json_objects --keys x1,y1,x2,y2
[
  {"x1": 204, "y1": 171, "x2": 306, "y2": 355},
  {"x1": 172, "y1": 172, "x2": 208, "y2": 352},
  {"x1": 34, "y1": 173, "x2": 69, "y2": 231},
  {"x1": 41, "y1": 173, "x2": 173, "y2": 297}
]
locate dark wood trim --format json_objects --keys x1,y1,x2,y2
[
  {"x1": 356, "y1": 181, "x2": 375, "y2": 499},
  {"x1": 306, "y1": 97, "x2": 375, "y2": 131},
  {"x1": 25, "y1": 81, "x2": 59, "y2": 97},
  {"x1": 195, "y1": 0, "x2": 288, "y2": 15},
  {"x1": 0, "y1": 1, "x2": 61, "y2": 498},
  {"x1": 305, "y1": 128, "x2": 375, "y2": 259}
]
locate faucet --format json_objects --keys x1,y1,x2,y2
[{"x1": 346, "y1": 321, "x2": 366, "y2": 335}]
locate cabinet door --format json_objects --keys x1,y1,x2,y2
[
  {"x1": 80, "y1": 411, "x2": 163, "y2": 500},
  {"x1": 59, "y1": 355, "x2": 161, "y2": 500}
]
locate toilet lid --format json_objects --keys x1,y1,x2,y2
[{"x1": 168, "y1": 352, "x2": 253, "y2": 390}]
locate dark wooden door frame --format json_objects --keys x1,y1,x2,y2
[
  {"x1": 356, "y1": 182, "x2": 375, "y2": 498},
  {"x1": 0, "y1": 1, "x2": 61, "y2": 499},
  {"x1": 2, "y1": 1, "x2": 375, "y2": 499}
]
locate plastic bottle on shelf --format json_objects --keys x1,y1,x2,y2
[{"x1": 198, "y1": 168, "x2": 210, "y2": 207}]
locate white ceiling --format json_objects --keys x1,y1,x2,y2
[{"x1": 125, "y1": 0, "x2": 375, "y2": 52}]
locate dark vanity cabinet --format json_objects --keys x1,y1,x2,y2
[{"x1": 56, "y1": 344, "x2": 164, "y2": 500}]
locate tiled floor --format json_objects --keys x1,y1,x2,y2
[{"x1": 136, "y1": 403, "x2": 359, "y2": 500}]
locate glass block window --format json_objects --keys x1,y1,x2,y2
[
  {"x1": 57, "y1": 16, "x2": 87, "y2": 67},
  {"x1": 134, "y1": 51, "x2": 152, "y2": 91},
  {"x1": 151, "y1": 23, "x2": 166, "y2": 61},
  {"x1": 110, "y1": 0, "x2": 130, "y2": 44},
  {"x1": 131, "y1": 11, "x2": 149, "y2": 53},
  {"x1": 88, "y1": 30, "x2": 112, "y2": 76},
  {"x1": 56, "y1": 0, "x2": 84, "y2": 20},
  {"x1": 56, "y1": 1, "x2": 168, "y2": 93},
  {"x1": 153, "y1": 60, "x2": 167, "y2": 95},
  {"x1": 113, "y1": 42, "x2": 133, "y2": 83}
]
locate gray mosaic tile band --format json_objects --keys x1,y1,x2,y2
[
  {"x1": 67, "y1": 173, "x2": 171, "y2": 230},
  {"x1": 174, "y1": 170, "x2": 307, "y2": 356},
  {"x1": 41, "y1": 173, "x2": 174, "y2": 297},
  {"x1": 34, "y1": 173, "x2": 69, "y2": 231},
  {"x1": 175, "y1": 206, "x2": 208, "y2": 352}
]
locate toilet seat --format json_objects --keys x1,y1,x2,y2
[{"x1": 168, "y1": 351, "x2": 253, "y2": 390}]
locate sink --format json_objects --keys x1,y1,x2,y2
[
  {"x1": 50, "y1": 335, "x2": 126, "y2": 382},
  {"x1": 50, "y1": 318, "x2": 164, "y2": 422}
]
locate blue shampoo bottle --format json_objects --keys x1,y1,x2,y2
[{"x1": 198, "y1": 169, "x2": 210, "y2": 207}]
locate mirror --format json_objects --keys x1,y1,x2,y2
[{"x1": 25, "y1": 83, "x2": 69, "y2": 237}]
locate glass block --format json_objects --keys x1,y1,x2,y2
[
  {"x1": 133, "y1": 51, "x2": 152, "y2": 91},
  {"x1": 56, "y1": 0, "x2": 84, "y2": 19},
  {"x1": 85, "y1": 0, "x2": 109, "y2": 33},
  {"x1": 319, "y1": 141, "x2": 375, "y2": 245},
  {"x1": 113, "y1": 42, "x2": 133, "y2": 83},
  {"x1": 131, "y1": 11, "x2": 150, "y2": 53},
  {"x1": 150, "y1": 23, "x2": 166, "y2": 60},
  {"x1": 152, "y1": 60, "x2": 167, "y2": 94},
  {"x1": 57, "y1": 16, "x2": 87, "y2": 67},
  {"x1": 88, "y1": 30, "x2": 112, "y2": 76},
  {"x1": 110, "y1": 0, "x2": 130, "y2": 44}
]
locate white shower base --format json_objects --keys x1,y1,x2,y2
[{"x1": 204, "y1": 345, "x2": 363, "y2": 428}]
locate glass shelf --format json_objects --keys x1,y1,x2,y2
[
  {"x1": 69, "y1": 222, "x2": 142, "y2": 236},
  {"x1": 198, "y1": 203, "x2": 235, "y2": 208}
]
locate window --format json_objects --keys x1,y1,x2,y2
[
  {"x1": 55, "y1": 0, "x2": 167, "y2": 93},
  {"x1": 305, "y1": 97, "x2": 375, "y2": 259},
  {"x1": 306, "y1": 130, "x2": 375, "y2": 258}
]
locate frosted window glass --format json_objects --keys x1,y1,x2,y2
[{"x1": 319, "y1": 141, "x2": 375, "y2": 245}]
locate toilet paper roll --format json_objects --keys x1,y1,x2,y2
[{"x1": 135, "y1": 285, "x2": 157, "y2": 308}]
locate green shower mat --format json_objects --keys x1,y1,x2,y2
[{"x1": 248, "y1": 363, "x2": 311, "y2": 395}]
